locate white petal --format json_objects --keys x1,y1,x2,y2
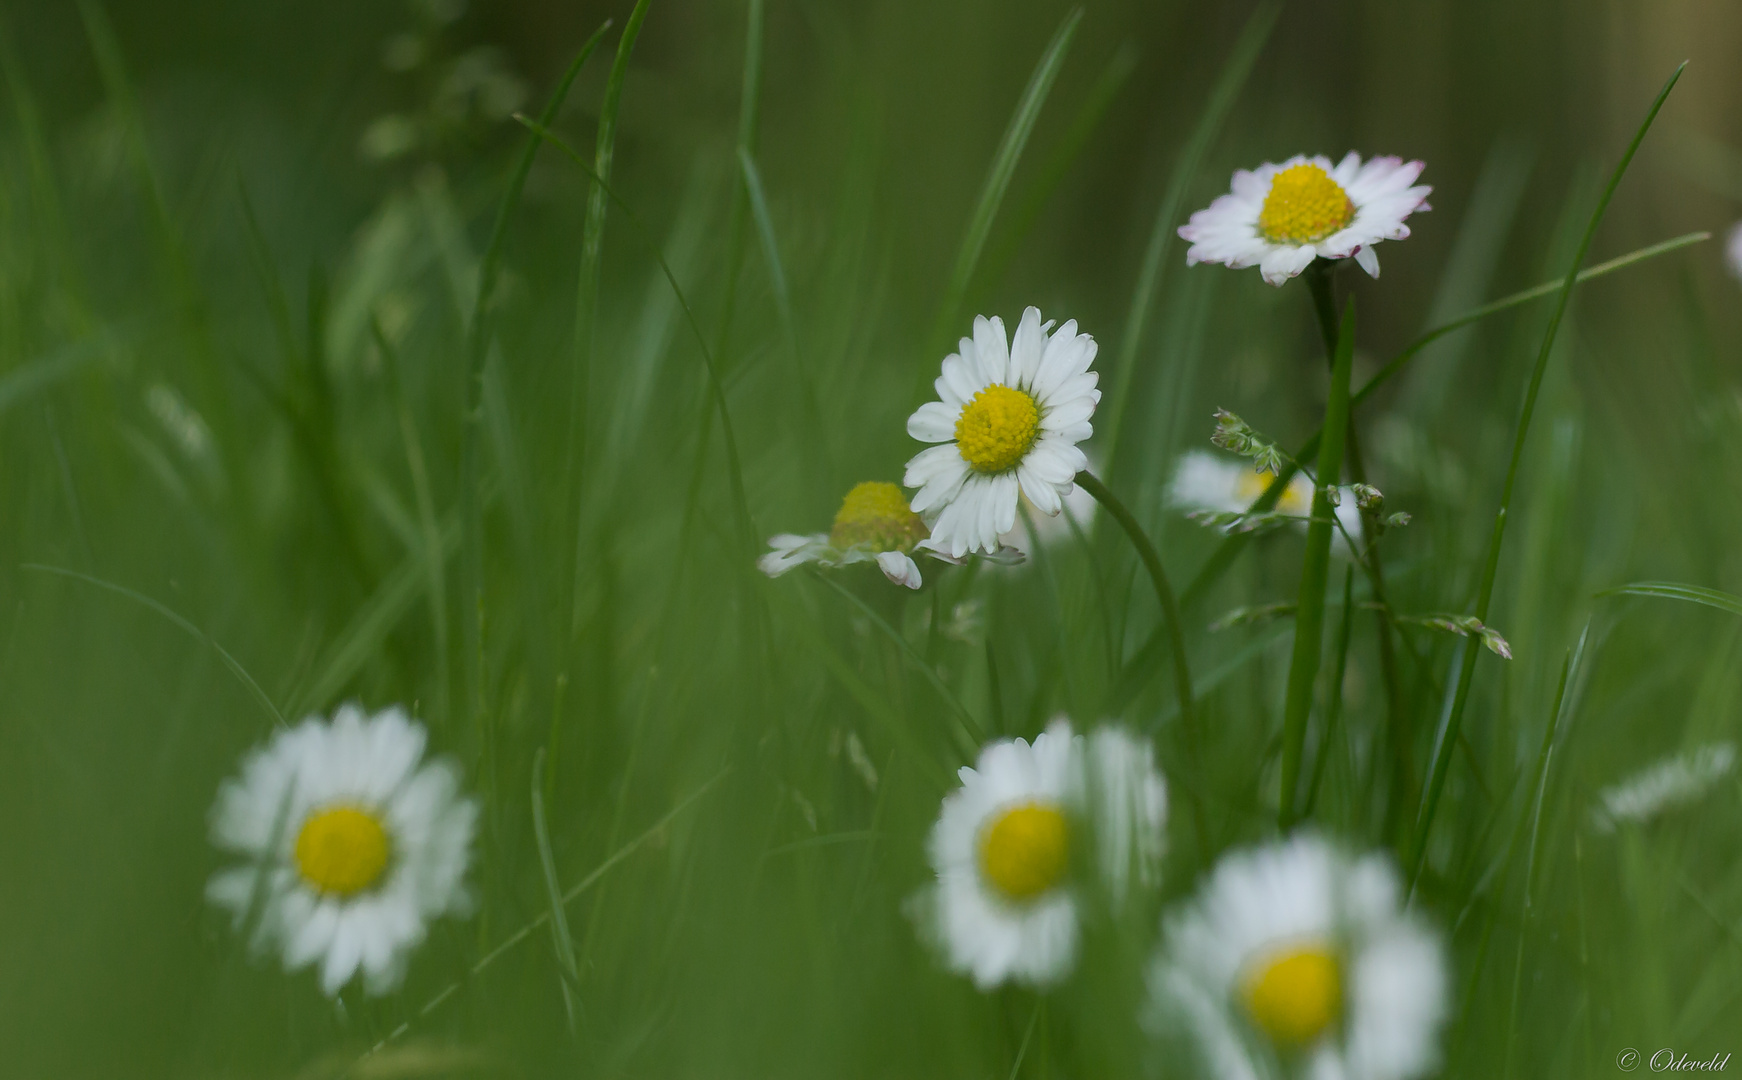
[
  {"x1": 1009, "y1": 306, "x2": 1047, "y2": 389},
  {"x1": 1354, "y1": 244, "x2": 1381, "y2": 278},
  {"x1": 876, "y1": 551, "x2": 923, "y2": 590},
  {"x1": 907, "y1": 400, "x2": 959, "y2": 443},
  {"x1": 1259, "y1": 244, "x2": 1318, "y2": 286},
  {"x1": 1017, "y1": 463, "x2": 1062, "y2": 516},
  {"x1": 907, "y1": 447, "x2": 971, "y2": 515},
  {"x1": 972, "y1": 315, "x2": 1011, "y2": 385}
]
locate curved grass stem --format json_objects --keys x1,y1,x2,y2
[{"x1": 1074, "y1": 471, "x2": 1194, "y2": 730}]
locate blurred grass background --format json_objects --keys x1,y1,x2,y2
[{"x1": 2, "y1": 0, "x2": 1741, "y2": 1076}]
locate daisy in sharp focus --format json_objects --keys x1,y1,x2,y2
[
  {"x1": 207, "y1": 704, "x2": 477, "y2": 997},
  {"x1": 759, "y1": 480, "x2": 1017, "y2": 590},
  {"x1": 1149, "y1": 834, "x2": 1446, "y2": 1080},
  {"x1": 905, "y1": 307, "x2": 1100, "y2": 557},
  {"x1": 1180, "y1": 154, "x2": 1431, "y2": 286},
  {"x1": 915, "y1": 720, "x2": 1167, "y2": 989}
]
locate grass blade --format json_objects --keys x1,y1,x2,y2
[
  {"x1": 1407, "y1": 62, "x2": 1687, "y2": 885},
  {"x1": 565, "y1": 2, "x2": 650, "y2": 550},
  {"x1": 22, "y1": 564, "x2": 284, "y2": 728},
  {"x1": 1278, "y1": 299, "x2": 1355, "y2": 828},
  {"x1": 531, "y1": 750, "x2": 582, "y2": 1033},
  {"x1": 738, "y1": 148, "x2": 798, "y2": 349},
  {"x1": 812, "y1": 572, "x2": 983, "y2": 749},
  {"x1": 363, "y1": 769, "x2": 729, "y2": 1055},
  {"x1": 515, "y1": 116, "x2": 758, "y2": 560},
  {"x1": 1596, "y1": 581, "x2": 1742, "y2": 617},
  {"x1": 1303, "y1": 566, "x2": 1356, "y2": 817},
  {"x1": 1101, "y1": 0, "x2": 1280, "y2": 469},
  {"x1": 972, "y1": 42, "x2": 1139, "y2": 299},
  {"x1": 459, "y1": 20, "x2": 611, "y2": 725},
  {"x1": 1076, "y1": 471, "x2": 1194, "y2": 731},
  {"x1": 289, "y1": 511, "x2": 460, "y2": 719},
  {"x1": 927, "y1": 7, "x2": 1082, "y2": 358}
]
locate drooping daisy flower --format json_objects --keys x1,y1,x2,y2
[
  {"x1": 207, "y1": 704, "x2": 477, "y2": 997},
  {"x1": 759, "y1": 481, "x2": 1016, "y2": 590},
  {"x1": 915, "y1": 720, "x2": 1167, "y2": 989},
  {"x1": 1180, "y1": 154, "x2": 1431, "y2": 286},
  {"x1": 905, "y1": 307, "x2": 1100, "y2": 557},
  {"x1": 1149, "y1": 834, "x2": 1446, "y2": 1080},
  {"x1": 1727, "y1": 222, "x2": 1742, "y2": 284}
]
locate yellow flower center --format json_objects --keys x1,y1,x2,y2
[
  {"x1": 1241, "y1": 944, "x2": 1343, "y2": 1048},
  {"x1": 978, "y1": 802, "x2": 1069, "y2": 902},
  {"x1": 830, "y1": 481, "x2": 929, "y2": 552},
  {"x1": 1234, "y1": 469, "x2": 1309, "y2": 516},
  {"x1": 1258, "y1": 163, "x2": 1355, "y2": 245},
  {"x1": 955, "y1": 385, "x2": 1040, "y2": 475},
  {"x1": 294, "y1": 805, "x2": 391, "y2": 897}
]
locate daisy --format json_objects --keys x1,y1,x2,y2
[
  {"x1": 759, "y1": 481, "x2": 1015, "y2": 590},
  {"x1": 207, "y1": 704, "x2": 477, "y2": 997},
  {"x1": 1727, "y1": 222, "x2": 1742, "y2": 284},
  {"x1": 916, "y1": 720, "x2": 1167, "y2": 989},
  {"x1": 905, "y1": 307, "x2": 1100, "y2": 557},
  {"x1": 1180, "y1": 154, "x2": 1431, "y2": 286},
  {"x1": 1591, "y1": 742, "x2": 1735, "y2": 832},
  {"x1": 1167, "y1": 451, "x2": 1363, "y2": 550},
  {"x1": 1149, "y1": 833, "x2": 1446, "y2": 1080}
]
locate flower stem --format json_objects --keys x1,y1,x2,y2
[
  {"x1": 1278, "y1": 295, "x2": 1355, "y2": 829},
  {"x1": 1075, "y1": 470, "x2": 1194, "y2": 730},
  {"x1": 1304, "y1": 262, "x2": 1415, "y2": 833}
]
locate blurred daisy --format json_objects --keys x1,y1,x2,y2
[
  {"x1": 917, "y1": 720, "x2": 1167, "y2": 989},
  {"x1": 1170, "y1": 450, "x2": 1314, "y2": 520},
  {"x1": 759, "y1": 481, "x2": 1013, "y2": 590},
  {"x1": 1149, "y1": 834, "x2": 1446, "y2": 1080},
  {"x1": 905, "y1": 308, "x2": 1100, "y2": 557},
  {"x1": 1180, "y1": 154, "x2": 1431, "y2": 286},
  {"x1": 1167, "y1": 451, "x2": 1363, "y2": 551},
  {"x1": 207, "y1": 704, "x2": 477, "y2": 997},
  {"x1": 1591, "y1": 742, "x2": 1735, "y2": 832},
  {"x1": 1084, "y1": 726, "x2": 1168, "y2": 905},
  {"x1": 1727, "y1": 222, "x2": 1742, "y2": 283}
]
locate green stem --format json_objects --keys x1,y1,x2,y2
[
  {"x1": 1075, "y1": 471, "x2": 1194, "y2": 730},
  {"x1": 1303, "y1": 565, "x2": 1355, "y2": 817},
  {"x1": 1305, "y1": 263, "x2": 1414, "y2": 836},
  {"x1": 1406, "y1": 62, "x2": 1685, "y2": 887},
  {"x1": 1278, "y1": 297, "x2": 1355, "y2": 829}
]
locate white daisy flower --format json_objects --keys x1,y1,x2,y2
[
  {"x1": 917, "y1": 720, "x2": 1167, "y2": 989},
  {"x1": 1167, "y1": 451, "x2": 1364, "y2": 552},
  {"x1": 1180, "y1": 154, "x2": 1431, "y2": 286},
  {"x1": 905, "y1": 307, "x2": 1100, "y2": 557},
  {"x1": 759, "y1": 481, "x2": 1016, "y2": 590},
  {"x1": 1591, "y1": 742, "x2": 1735, "y2": 832},
  {"x1": 1084, "y1": 726, "x2": 1168, "y2": 905},
  {"x1": 1727, "y1": 222, "x2": 1742, "y2": 284},
  {"x1": 1149, "y1": 833, "x2": 1446, "y2": 1080},
  {"x1": 207, "y1": 704, "x2": 478, "y2": 997}
]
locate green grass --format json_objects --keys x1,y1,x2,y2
[{"x1": 1, "y1": 1, "x2": 1740, "y2": 1077}]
